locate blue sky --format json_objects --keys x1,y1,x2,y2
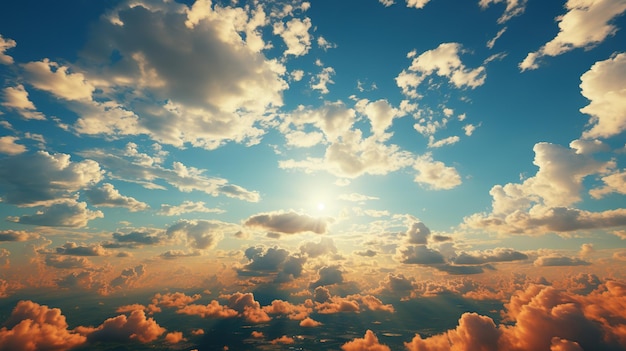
[{"x1": 1, "y1": 0, "x2": 626, "y2": 350}]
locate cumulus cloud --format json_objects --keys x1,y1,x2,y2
[
  {"x1": 166, "y1": 219, "x2": 229, "y2": 250},
  {"x1": 413, "y1": 153, "x2": 462, "y2": 190},
  {"x1": 0, "y1": 136, "x2": 27, "y2": 155},
  {"x1": 0, "y1": 230, "x2": 39, "y2": 242},
  {"x1": 78, "y1": 309, "x2": 165, "y2": 343},
  {"x1": 10, "y1": 199, "x2": 104, "y2": 228},
  {"x1": 520, "y1": 0, "x2": 626, "y2": 71},
  {"x1": 0, "y1": 151, "x2": 103, "y2": 205},
  {"x1": 158, "y1": 200, "x2": 224, "y2": 216},
  {"x1": 452, "y1": 248, "x2": 528, "y2": 265},
  {"x1": 85, "y1": 183, "x2": 148, "y2": 212},
  {"x1": 300, "y1": 237, "x2": 338, "y2": 257},
  {"x1": 464, "y1": 142, "x2": 621, "y2": 235},
  {"x1": 79, "y1": 146, "x2": 259, "y2": 202},
  {"x1": 579, "y1": 53, "x2": 626, "y2": 139},
  {"x1": 176, "y1": 300, "x2": 238, "y2": 319},
  {"x1": 1, "y1": 85, "x2": 45, "y2": 120},
  {"x1": 406, "y1": 0, "x2": 432, "y2": 9},
  {"x1": 53, "y1": 242, "x2": 107, "y2": 256},
  {"x1": 310, "y1": 265, "x2": 344, "y2": 288},
  {"x1": 74, "y1": 1, "x2": 287, "y2": 149},
  {"x1": 273, "y1": 17, "x2": 312, "y2": 57},
  {"x1": 479, "y1": 0, "x2": 528, "y2": 23},
  {"x1": 300, "y1": 317, "x2": 322, "y2": 327},
  {"x1": 397, "y1": 43, "x2": 486, "y2": 98},
  {"x1": 355, "y1": 98, "x2": 402, "y2": 136},
  {"x1": 45, "y1": 255, "x2": 92, "y2": 269},
  {"x1": 113, "y1": 229, "x2": 165, "y2": 246},
  {"x1": 406, "y1": 282, "x2": 626, "y2": 350},
  {"x1": 239, "y1": 246, "x2": 306, "y2": 282},
  {"x1": 110, "y1": 265, "x2": 146, "y2": 290},
  {"x1": 22, "y1": 59, "x2": 95, "y2": 100},
  {"x1": 396, "y1": 245, "x2": 446, "y2": 265},
  {"x1": 244, "y1": 210, "x2": 329, "y2": 235},
  {"x1": 534, "y1": 255, "x2": 591, "y2": 266},
  {"x1": 341, "y1": 329, "x2": 391, "y2": 351},
  {"x1": 0, "y1": 34, "x2": 16, "y2": 65}
]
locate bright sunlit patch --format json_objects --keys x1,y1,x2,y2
[{"x1": 317, "y1": 202, "x2": 326, "y2": 211}]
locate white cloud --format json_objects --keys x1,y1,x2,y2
[
  {"x1": 9, "y1": 199, "x2": 104, "y2": 228},
  {"x1": 355, "y1": 99, "x2": 402, "y2": 136},
  {"x1": 0, "y1": 34, "x2": 16, "y2": 65},
  {"x1": 273, "y1": 17, "x2": 312, "y2": 56},
  {"x1": 569, "y1": 138, "x2": 610, "y2": 154},
  {"x1": 158, "y1": 201, "x2": 224, "y2": 216},
  {"x1": 463, "y1": 124, "x2": 478, "y2": 136},
  {"x1": 589, "y1": 170, "x2": 626, "y2": 198},
  {"x1": 487, "y1": 27, "x2": 508, "y2": 49},
  {"x1": 317, "y1": 36, "x2": 337, "y2": 50},
  {"x1": 406, "y1": 0, "x2": 432, "y2": 9},
  {"x1": 579, "y1": 53, "x2": 626, "y2": 139},
  {"x1": 84, "y1": 183, "x2": 149, "y2": 212},
  {"x1": 427, "y1": 135, "x2": 460, "y2": 148},
  {"x1": 397, "y1": 43, "x2": 486, "y2": 98},
  {"x1": 0, "y1": 136, "x2": 27, "y2": 155},
  {"x1": 520, "y1": 0, "x2": 626, "y2": 71},
  {"x1": 22, "y1": 59, "x2": 95, "y2": 101},
  {"x1": 0, "y1": 151, "x2": 103, "y2": 205},
  {"x1": 73, "y1": 1, "x2": 288, "y2": 149},
  {"x1": 479, "y1": 0, "x2": 528, "y2": 24},
  {"x1": 284, "y1": 130, "x2": 324, "y2": 148},
  {"x1": 379, "y1": 0, "x2": 395, "y2": 7},
  {"x1": 413, "y1": 153, "x2": 462, "y2": 190},
  {"x1": 166, "y1": 219, "x2": 231, "y2": 251},
  {"x1": 464, "y1": 142, "x2": 621, "y2": 235},
  {"x1": 311, "y1": 66, "x2": 335, "y2": 94},
  {"x1": 1, "y1": 85, "x2": 45, "y2": 120},
  {"x1": 338, "y1": 193, "x2": 379, "y2": 202},
  {"x1": 79, "y1": 147, "x2": 259, "y2": 202}
]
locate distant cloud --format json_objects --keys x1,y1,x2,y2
[
  {"x1": 338, "y1": 192, "x2": 380, "y2": 202},
  {"x1": 452, "y1": 248, "x2": 528, "y2": 265},
  {"x1": 166, "y1": 219, "x2": 230, "y2": 251},
  {"x1": 10, "y1": 199, "x2": 103, "y2": 228},
  {"x1": 245, "y1": 210, "x2": 330, "y2": 235},
  {"x1": 342, "y1": 330, "x2": 391, "y2": 351},
  {"x1": 273, "y1": 17, "x2": 312, "y2": 57},
  {"x1": 479, "y1": 0, "x2": 528, "y2": 24},
  {"x1": 85, "y1": 183, "x2": 149, "y2": 212},
  {"x1": 0, "y1": 230, "x2": 39, "y2": 242},
  {"x1": 397, "y1": 42, "x2": 486, "y2": 98},
  {"x1": 0, "y1": 151, "x2": 103, "y2": 205},
  {"x1": 520, "y1": 0, "x2": 626, "y2": 71},
  {"x1": 300, "y1": 237, "x2": 337, "y2": 258},
  {"x1": 0, "y1": 136, "x2": 27, "y2": 155},
  {"x1": 0, "y1": 34, "x2": 16, "y2": 65},
  {"x1": 310, "y1": 265, "x2": 344, "y2": 288},
  {"x1": 1, "y1": 85, "x2": 45, "y2": 120},
  {"x1": 534, "y1": 255, "x2": 591, "y2": 266},
  {"x1": 78, "y1": 309, "x2": 165, "y2": 343},
  {"x1": 406, "y1": 0, "x2": 432, "y2": 9},
  {"x1": 45, "y1": 255, "x2": 92, "y2": 269},
  {"x1": 413, "y1": 153, "x2": 462, "y2": 190}
]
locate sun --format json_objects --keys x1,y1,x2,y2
[{"x1": 317, "y1": 202, "x2": 326, "y2": 211}]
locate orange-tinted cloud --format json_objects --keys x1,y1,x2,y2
[
  {"x1": 299, "y1": 317, "x2": 322, "y2": 327},
  {"x1": 165, "y1": 331, "x2": 186, "y2": 344},
  {"x1": 270, "y1": 335, "x2": 295, "y2": 344},
  {"x1": 78, "y1": 309, "x2": 165, "y2": 343},
  {"x1": 0, "y1": 300, "x2": 87, "y2": 351},
  {"x1": 341, "y1": 329, "x2": 391, "y2": 351}
]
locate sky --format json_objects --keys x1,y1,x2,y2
[{"x1": 1, "y1": 0, "x2": 626, "y2": 350}]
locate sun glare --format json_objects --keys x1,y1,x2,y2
[{"x1": 317, "y1": 202, "x2": 326, "y2": 211}]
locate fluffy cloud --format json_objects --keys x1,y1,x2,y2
[
  {"x1": 534, "y1": 255, "x2": 591, "y2": 266},
  {"x1": 0, "y1": 34, "x2": 16, "y2": 65},
  {"x1": 22, "y1": 59, "x2": 95, "y2": 100},
  {"x1": 239, "y1": 246, "x2": 306, "y2": 282},
  {"x1": 0, "y1": 136, "x2": 27, "y2": 155},
  {"x1": 0, "y1": 300, "x2": 87, "y2": 351},
  {"x1": 166, "y1": 219, "x2": 228, "y2": 250},
  {"x1": 45, "y1": 255, "x2": 92, "y2": 269},
  {"x1": 405, "y1": 282, "x2": 626, "y2": 350},
  {"x1": 79, "y1": 309, "x2": 165, "y2": 343},
  {"x1": 300, "y1": 237, "x2": 338, "y2": 257},
  {"x1": 452, "y1": 248, "x2": 528, "y2": 265},
  {"x1": 579, "y1": 53, "x2": 626, "y2": 139},
  {"x1": 520, "y1": 0, "x2": 626, "y2": 71},
  {"x1": 396, "y1": 245, "x2": 446, "y2": 265},
  {"x1": 73, "y1": 1, "x2": 287, "y2": 149},
  {"x1": 479, "y1": 0, "x2": 528, "y2": 23},
  {"x1": 0, "y1": 151, "x2": 103, "y2": 205},
  {"x1": 406, "y1": 0, "x2": 432, "y2": 9},
  {"x1": 397, "y1": 43, "x2": 486, "y2": 98},
  {"x1": 463, "y1": 142, "x2": 621, "y2": 235},
  {"x1": 84, "y1": 183, "x2": 149, "y2": 212},
  {"x1": 355, "y1": 98, "x2": 402, "y2": 136},
  {"x1": 590, "y1": 170, "x2": 626, "y2": 198},
  {"x1": 244, "y1": 210, "x2": 329, "y2": 235},
  {"x1": 79, "y1": 146, "x2": 259, "y2": 202},
  {"x1": 113, "y1": 229, "x2": 165, "y2": 246},
  {"x1": 158, "y1": 201, "x2": 224, "y2": 216},
  {"x1": 10, "y1": 199, "x2": 104, "y2": 228},
  {"x1": 273, "y1": 17, "x2": 312, "y2": 57},
  {"x1": 341, "y1": 329, "x2": 391, "y2": 351},
  {"x1": 310, "y1": 265, "x2": 344, "y2": 288},
  {"x1": 0, "y1": 230, "x2": 39, "y2": 242},
  {"x1": 1, "y1": 85, "x2": 45, "y2": 120},
  {"x1": 176, "y1": 300, "x2": 238, "y2": 319},
  {"x1": 413, "y1": 153, "x2": 462, "y2": 190}
]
